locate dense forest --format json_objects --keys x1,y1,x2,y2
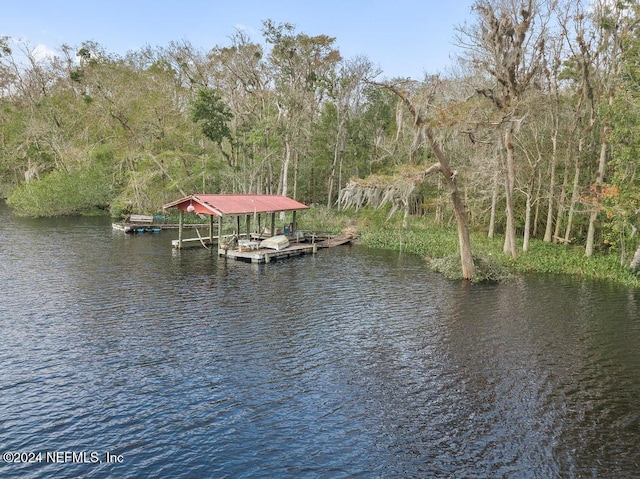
[{"x1": 1, "y1": 0, "x2": 639, "y2": 277}]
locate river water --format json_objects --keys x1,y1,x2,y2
[{"x1": 1, "y1": 203, "x2": 639, "y2": 478}]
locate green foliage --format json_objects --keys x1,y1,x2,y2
[
  {"x1": 297, "y1": 204, "x2": 353, "y2": 233},
  {"x1": 7, "y1": 164, "x2": 114, "y2": 217},
  {"x1": 109, "y1": 149, "x2": 222, "y2": 218},
  {"x1": 430, "y1": 254, "x2": 512, "y2": 283},
  {"x1": 336, "y1": 207, "x2": 640, "y2": 287},
  {"x1": 357, "y1": 207, "x2": 459, "y2": 257},
  {"x1": 0, "y1": 36, "x2": 11, "y2": 56},
  {"x1": 91, "y1": 144, "x2": 116, "y2": 165},
  {"x1": 191, "y1": 88, "x2": 233, "y2": 146},
  {"x1": 598, "y1": 6, "x2": 640, "y2": 260}
]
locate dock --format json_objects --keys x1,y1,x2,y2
[
  {"x1": 112, "y1": 222, "x2": 209, "y2": 234},
  {"x1": 219, "y1": 243, "x2": 317, "y2": 263},
  {"x1": 171, "y1": 236, "x2": 217, "y2": 248},
  {"x1": 160, "y1": 194, "x2": 355, "y2": 262},
  {"x1": 217, "y1": 234, "x2": 354, "y2": 263},
  {"x1": 315, "y1": 234, "x2": 353, "y2": 248}
]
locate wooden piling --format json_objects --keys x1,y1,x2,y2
[{"x1": 178, "y1": 210, "x2": 184, "y2": 249}]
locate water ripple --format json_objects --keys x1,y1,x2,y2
[{"x1": 2, "y1": 208, "x2": 640, "y2": 477}]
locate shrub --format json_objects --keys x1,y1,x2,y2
[{"x1": 7, "y1": 165, "x2": 113, "y2": 217}]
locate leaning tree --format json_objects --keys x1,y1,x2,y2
[{"x1": 341, "y1": 79, "x2": 476, "y2": 280}]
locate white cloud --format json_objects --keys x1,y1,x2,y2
[
  {"x1": 32, "y1": 43, "x2": 57, "y2": 61},
  {"x1": 234, "y1": 23, "x2": 258, "y2": 36}
]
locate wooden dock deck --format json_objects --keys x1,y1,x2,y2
[
  {"x1": 219, "y1": 243, "x2": 317, "y2": 263},
  {"x1": 171, "y1": 236, "x2": 217, "y2": 249},
  {"x1": 217, "y1": 234, "x2": 353, "y2": 263}
]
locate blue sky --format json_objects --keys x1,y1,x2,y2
[{"x1": 2, "y1": 0, "x2": 475, "y2": 79}]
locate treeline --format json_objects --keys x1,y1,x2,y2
[{"x1": 1, "y1": 0, "x2": 639, "y2": 268}]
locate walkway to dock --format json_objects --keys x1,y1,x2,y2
[{"x1": 315, "y1": 234, "x2": 353, "y2": 248}]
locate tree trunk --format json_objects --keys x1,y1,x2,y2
[
  {"x1": 619, "y1": 232, "x2": 627, "y2": 267},
  {"x1": 533, "y1": 167, "x2": 543, "y2": 238},
  {"x1": 544, "y1": 128, "x2": 559, "y2": 242},
  {"x1": 585, "y1": 138, "x2": 608, "y2": 257},
  {"x1": 293, "y1": 148, "x2": 299, "y2": 201},
  {"x1": 564, "y1": 138, "x2": 583, "y2": 243},
  {"x1": 435, "y1": 176, "x2": 444, "y2": 225},
  {"x1": 503, "y1": 125, "x2": 518, "y2": 259},
  {"x1": 585, "y1": 210, "x2": 598, "y2": 256},
  {"x1": 564, "y1": 163, "x2": 581, "y2": 243},
  {"x1": 327, "y1": 147, "x2": 338, "y2": 208},
  {"x1": 327, "y1": 117, "x2": 345, "y2": 208},
  {"x1": 523, "y1": 174, "x2": 535, "y2": 252},
  {"x1": 553, "y1": 162, "x2": 569, "y2": 241},
  {"x1": 280, "y1": 139, "x2": 291, "y2": 197},
  {"x1": 488, "y1": 171, "x2": 498, "y2": 239},
  {"x1": 523, "y1": 192, "x2": 532, "y2": 252},
  {"x1": 425, "y1": 128, "x2": 475, "y2": 280},
  {"x1": 630, "y1": 244, "x2": 640, "y2": 274}
]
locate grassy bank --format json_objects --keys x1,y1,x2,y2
[{"x1": 299, "y1": 206, "x2": 640, "y2": 288}]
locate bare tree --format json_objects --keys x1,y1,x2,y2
[
  {"x1": 325, "y1": 56, "x2": 377, "y2": 207},
  {"x1": 205, "y1": 30, "x2": 271, "y2": 192},
  {"x1": 457, "y1": 0, "x2": 550, "y2": 259}
]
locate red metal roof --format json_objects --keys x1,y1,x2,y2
[{"x1": 163, "y1": 194, "x2": 309, "y2": 216}]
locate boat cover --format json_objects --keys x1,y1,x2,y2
[{"x1": 260, "y1": 235, "x2": 290, "y2": 251}]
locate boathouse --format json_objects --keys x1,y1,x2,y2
[{"x1": 162, "y1": 194, "x2": 311, "y2": 260}]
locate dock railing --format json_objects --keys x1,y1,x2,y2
[{"x1": 296, "y1": 230, "x2": 337, "y2": 243}]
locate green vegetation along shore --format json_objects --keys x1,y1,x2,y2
[
  {"x1": 2, "y1": 199, "x2": 637, "y2": 287},
  {"x1": 299, "y1": 206, "x2": 640, "y2": 288}
]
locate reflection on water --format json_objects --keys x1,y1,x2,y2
[{"x1": 1, "y1": 203, "x2": 639, "y2": 478}]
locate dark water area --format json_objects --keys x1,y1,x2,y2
[{"x1": 1, "y1": 202, "x2": 639, "y2": 478}]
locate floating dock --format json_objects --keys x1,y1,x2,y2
[
  {"x1": 112, "y1": 222, "x2": 209, "y2": 233},
  {"x1": 217, "y1": 234, "x2": 353, "y2": 263},
  {"x1": 169, "y1": 232, "x2": 354, "y2": 252},
  {"x1": 219, "y1": 243, "x2": 317, "y2": 263}
]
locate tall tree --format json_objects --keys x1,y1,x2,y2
[
  {"x1": 191, "y1": 87, "x2": 233, "y2": 164},
  {"x1": 458, "y1": 0, "x2": 549, "y2": 259},
  {"x1": 205, "y1": 30, "x2": 273, "y2": 193},
  {"x1": 262, "y1": 20, "x2": 342, "y2": 200},
  {"x1": 324, "y1": 56, "x2": 376, "y2": 207},
  {"x1": 583, "y1": 0, "x2": 627, "y2": 256},
  {"x1": 603, "y1": 0, "x2": 640, "y2": 266}
]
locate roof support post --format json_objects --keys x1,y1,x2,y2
[
  {"x1": 209, "y1": 214, "x2": 214, "y2": 244},
  {"x1": 178, "y1": 209, "x2": 184, "y2": 249},
  {"x1": 292, "y1": 211, "x2": 297, "y2": 237},
  {"x1": 271, "y1": 212, "x2": 276, "y2": 237},
  {"x1": 218, "y1": 215, "x2": 226, "y2": 256}
]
